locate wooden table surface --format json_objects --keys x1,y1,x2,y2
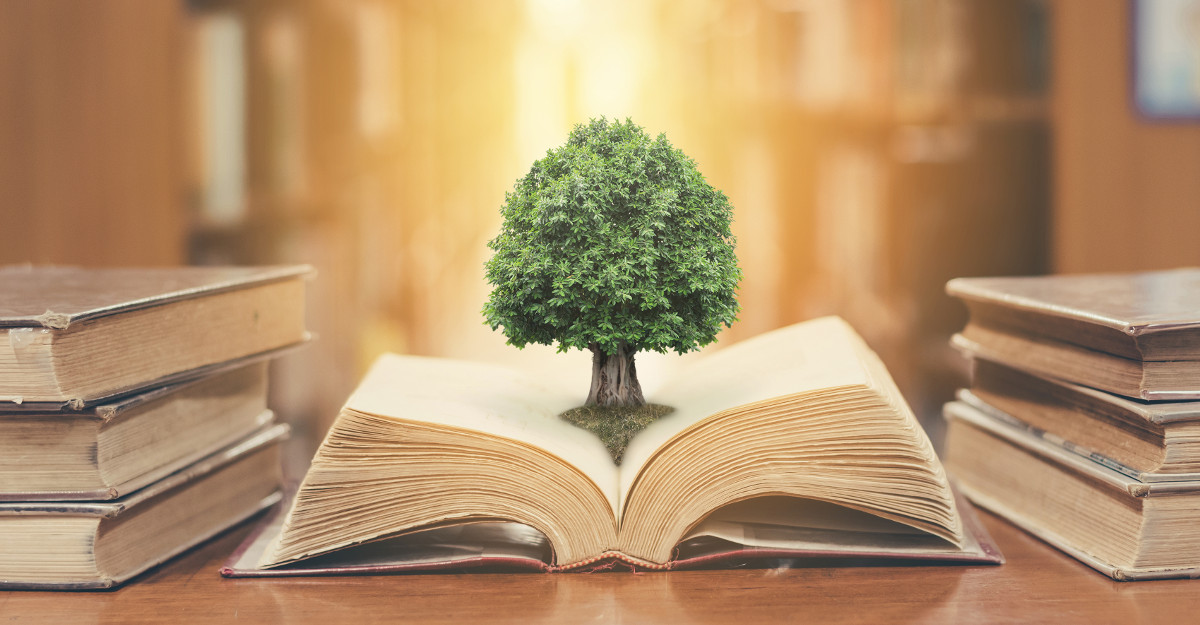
[{"x1": 2, "y1": 509, "x2": 1198, "y2": 624}]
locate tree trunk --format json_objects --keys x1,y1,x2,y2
[{"x1": 585, "y1": 342, "x2": 645, "y2": 407}]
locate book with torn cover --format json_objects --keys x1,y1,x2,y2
[
  {"x1": 947, "y1": 268, "x2": 1200, "y2": 400},
  {"x1": 224, "y1": 317, "x2": 1002, "y2": 576},
  {"x1": 0, "y1": 264, "x2": 311, "y2": 407},
  {"x1": 0, "y1": 423, "x2": 287, "y2": 589}
]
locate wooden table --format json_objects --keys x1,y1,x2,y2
[{"x1": 2, "y1": 510, "x2": 1197, "y2": 624}]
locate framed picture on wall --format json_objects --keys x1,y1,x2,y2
[{"x1": 1133, "y1": 0, "x2": 1200, "y2": 119}]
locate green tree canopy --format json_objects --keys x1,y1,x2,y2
[{"x1": 483, "y1": 117, "x2": 741, "y2": 405}]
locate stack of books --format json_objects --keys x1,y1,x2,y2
[
  {"x1": 0, "y1": 265, "x2": 310, "y2": 589},
  {"x1": 942, "y1": 268, "x2": 1200, "y2": 580}
]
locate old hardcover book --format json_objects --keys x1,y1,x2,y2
[
  {"x1": 228, "y1": 317, "x2": 1001, "y2": 576},
  {"x1": 0, "y1": 361, "x2": 275, "y2": 501},
  {"x1": 0, "y1": 423, "x2": 287, "y2": 589},
  {"x1": 959, "y1": 357, "x2": 1200, "y2": 480},
  {"x1": 945, "y1": 400, "x2": 1200, "y2": 581},
  {"x1": 946, "y1": 268, "x2": 1200, "y2": 400},
  {"x1": 0, "y1": 265, "x2": 311, "y2": 407}
]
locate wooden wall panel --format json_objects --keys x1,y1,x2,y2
[
  {"x1": 0, "y1": 0, "x2": 186, "y2": 267},
  {"x1": 1052, "y1": 1, "x2": 1200, "y2": 273}
]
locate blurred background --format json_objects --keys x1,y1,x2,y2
[{"x1": 2, "y1": 0, "x2": 1199, "y2": 451}]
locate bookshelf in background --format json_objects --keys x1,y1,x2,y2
[
  {"x1": 0, "y1": 2, "x2": 188, "y2": 267},
  {"x1": 1052, "y1": 1, "x2": 1200, "y2": 274},
  {"x1": 182, "y1": 0, "x2": 1052, "y2": 442}
]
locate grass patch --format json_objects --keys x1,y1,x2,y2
[{"x1": 559, "y1": 403, "x2": 675, "y2": 465}]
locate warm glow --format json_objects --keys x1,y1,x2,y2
[{"x1": 180, "y1": 0, "x2": 1054, "y2": 428}]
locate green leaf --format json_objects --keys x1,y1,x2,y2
[{"x1": 483, "y1": 117, "x2": 741, "y2": 357}]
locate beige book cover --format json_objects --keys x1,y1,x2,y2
[
  {"x1": 0, "y1": 423, "x2": 288, "y2": 589},
  {"x1": 945, "y1": 400, "x2": 1200, "y2": 581},
  {"x1": 0, "y1": 265, "x2": 311, "y2": 407},
  {"x1": 0, "y1": 361, "x2": 275, "y2": 501},
  {"x1": 948, "y1": 269, "x2": 1200, "y2": 400}
]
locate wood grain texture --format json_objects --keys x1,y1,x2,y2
[{"x1": 1, "y1": 510, "x2": 1198, "y2": 624}]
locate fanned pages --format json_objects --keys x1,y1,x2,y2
[{"x1": 257, "y1": 317, "x2": 968, "y2": 570}]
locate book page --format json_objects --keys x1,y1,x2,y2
[
  {"x1": 618, "y1": 317, "x2": 875, "y2": 515},
  {"x1": 687, "y1": 495, "x2": 927, "y2": 536},
  {"x1": 677, "y1": 496, "x2": 975, "y2": 560},
  {"x1": 345, "y1": 354, "x2": 621, "y2": 514}
]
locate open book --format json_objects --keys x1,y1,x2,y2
[{"x1": 229, "y1": 317, "x2": 1000, "y2": 574}]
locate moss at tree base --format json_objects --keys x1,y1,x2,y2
[{"x1": 559, "y1": 403, "x2": 675, "y2": 465}]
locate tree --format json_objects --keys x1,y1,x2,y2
[{"x1": 483, "y1": 117, "x2": 741, "y2": 407}]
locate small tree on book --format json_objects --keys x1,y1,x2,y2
[{"x1": 484, "y1": 117, "x2": 741, "y2": 409}]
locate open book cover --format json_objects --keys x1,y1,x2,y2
[
  {"x1": 225, "y1": 317, "x2": 1003, "y2": 575},
  {"x1": 222, "y1": 486, "x2": 998, "y2": 576}
]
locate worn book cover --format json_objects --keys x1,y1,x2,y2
[
  {"x1": 958, "y1": 356, "x2": 1200, "y2": 480},
  {"x1": 948, "y1": 269, "x2": 1200, "y2": 400},
  {"x1": 945, "y1": 400, "x2": 1200, "y2": 581},
  {"x1": 0, "y1": 423, "x2": 288, "y2": 589},
  {"x1": 0, "y1": 361, "x2": 278, "y2": 501},
  {"x1": 0, "y1": 264, "x2": 311, "y2": 407}
]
